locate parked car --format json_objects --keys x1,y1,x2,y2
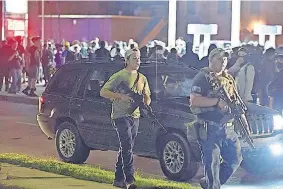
[{"x1": 37, "y1": 62, "x2": 283, "y2": 181}]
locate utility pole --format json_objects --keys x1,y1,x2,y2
[
  {"x1": 41, "y1": 0, "x2": 44, "y2": 43},
  {"x1": 168, "y1": 0, "x2": 177, "y2": 48},
  {"x1": 231, "y1": 0, "x2": 241, "y2": 47}
]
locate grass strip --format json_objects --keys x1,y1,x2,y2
[{"x1": 0, "y1": 153, "x2": 198, "y2": 189}]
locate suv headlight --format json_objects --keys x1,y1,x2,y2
[{"x1": 273, "y1": 115, "x2": 283, "y2": 130}]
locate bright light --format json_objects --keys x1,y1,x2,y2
[
  {"x1": 251, "y1": 20, "x2": 265, "y2": 33},
  {"x1": 5, "y1": 0, "x2": 28, "y2": 14},
  {"x1": 273, "y1": 115, "x2": 283, "y2": 130},
  {"x1": 269, "y1": 143, "x2": 283, "y2": 156},
  {"x1": 7, "y1": 19, "x2": 25, "y2": 31},
  {"x1": 253, "y1": 21, "x2": 264, "y2": 30}
]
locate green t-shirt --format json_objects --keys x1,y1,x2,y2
[{"x1": 102, "y1": 69, "x2": 151, "y2": 119}]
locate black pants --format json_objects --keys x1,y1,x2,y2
[
  {"x1": 198, "y1": 125, "x2": 242, "y2": 189},
  {"x1": 113, "y1": 116, "x2": 139, "y2": 183},
  {"x1": 0, "y1": 67, "x2": 10, "y2": 91},
  {"x1": 42, "y1": 64, "x2": 50, "y2": 83}
]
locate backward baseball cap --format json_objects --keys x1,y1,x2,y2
[
  {"x1": 125, "y1": 48, "x2": 140, "y2": 61},
  {"x1": 208, "y1": 48, "x2": 227, "y2": 62}
]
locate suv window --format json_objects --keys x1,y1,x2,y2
[
  {"x1": 146, "y1": 72, "x2": 194, "y2": 98},
  {"x1": 49, "y1": 69, "x2": 81, "y2": 95},
  {"x1": 78, "y1": 69, "x2": 105, "y2": 98}
]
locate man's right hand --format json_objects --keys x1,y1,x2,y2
[
  {"x1": 119, "y1": 94, "x2": 133, "y2": 102},
  {"x1": 218, "y1": 99, "x2": 229, "y2": 113}
]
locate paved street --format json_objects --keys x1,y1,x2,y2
[{"x1": 1, "y1": 101, "x2": 283, "y2": 188}]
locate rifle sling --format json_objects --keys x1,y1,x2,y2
[{"x1": 130, "y1": 72, "x2": 140, "y2": 91}]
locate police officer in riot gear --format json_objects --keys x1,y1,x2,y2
[{"x1": 190, "y1": 48, "x2": 243, "y2": 189}]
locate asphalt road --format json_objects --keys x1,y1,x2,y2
[{"x1": 1, "y1": 101, "x2": 283, "y2": 189}]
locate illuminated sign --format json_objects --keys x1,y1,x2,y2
[
  {"x1": 254, "y1": 25, "x2": 282, "y2": 35},
  {"x1": 187, "y1": 24, "x2": 218, "y2": 35},
  {"x1": 7, "y1": 19, "x2": 25, "y2": 31},
  {"x1": 5, "y1": 0, "x2": 28, "y2": 14}
]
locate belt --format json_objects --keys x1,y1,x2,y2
[{"x1": 198, "y1": 120, "x2": 233, "y2": 127}]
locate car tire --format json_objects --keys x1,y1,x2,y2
[
  {"x1": 55, "y1": 122, "x2": 90, "y2": 164},
  {"x1": 158, "y1": 132, "x2": 199, "y2": 181}
]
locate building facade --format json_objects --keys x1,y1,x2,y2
[
  {"x1": 178, "y1": 1, "x2": 283, "y2": 46},
  {"x1": 26, "y1": 1, "x2": 283, "y2": 46}
]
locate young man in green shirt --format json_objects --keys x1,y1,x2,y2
[{"x1": 100, "y1": 48, "x2": 151, "y2": 189}]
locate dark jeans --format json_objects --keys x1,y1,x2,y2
[
  {"x1": 42, "y1": 64, "x2": 50, "y2": 83},
  {"x1": 9, "y1": 68, "x2": 22, "y2": 93},
  {"x1": 198, "y1": 125, "x2": 242, "y2": 189},
  {"x1": 113, "y1": 116, "x2": 139, "y2": 183},
  {"x1": 0, "y1": 67, "x2": 9, "y2": 91}
]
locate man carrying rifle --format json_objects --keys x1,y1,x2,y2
[
  {"x1": 100, "y1": 48, "x2": 151, "y2": 189},
  {"x1": 190, "y1": 48, "x2": 246, "y2": 189}
]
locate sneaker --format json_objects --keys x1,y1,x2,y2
[
  {"x1": 113, "y1": 180, "x2": 126, "y2": 188},
  {"x1": 126, "y1": 182, "x2": 137, "y2": 189},
  {"x1": 200, "y1": 177, "x2": 208, "y2": 189},
  {"x1": 29, "y1": 91, "x2": 38, "y2": 97},
  {"x1": 22, "y1": 87, "x2": 30, "y2": 96}
]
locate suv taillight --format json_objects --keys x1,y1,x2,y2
[{"x1": 39, "y1": 96, "x2": 45, "y2": 113}]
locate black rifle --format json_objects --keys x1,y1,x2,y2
[
  {"x1": 219, "y1": 86, "x2": 255, "y2": 149},
  {"x1": 117, "y1": 81, "x2": 167, "y2": 133}
]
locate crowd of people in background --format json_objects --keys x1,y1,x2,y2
[{"x1": 0, "y1": 35, "x2": 282, "y2": 114}]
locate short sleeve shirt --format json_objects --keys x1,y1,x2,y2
[
  {"x1": 190, "y1": 71, "x2": 224, "y2": 123},
  {"x1": 191, "y1": 71, "x2": 210, "y2": 96},
  {"x1": 102, "y1": 69, "x2": 151, "y2": 119}
]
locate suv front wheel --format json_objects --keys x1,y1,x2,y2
[
  {"x1": 158, "y1": 132, "x2": 199, "y2": 181},
  {"x1": 55, "y1": 122, "x2": 90, "y2": 164}
]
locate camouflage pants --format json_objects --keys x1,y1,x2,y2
[{"x1": 198, "y1": 125, "x2": 243, "y2": 189}]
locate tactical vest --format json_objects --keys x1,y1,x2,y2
[{"x1": 190, "y1": 67, "x2": 236, "y2": 116}]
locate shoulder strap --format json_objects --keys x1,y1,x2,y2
[{"x1": 130, "y1": 72, "x2": 140, "y2": 91}]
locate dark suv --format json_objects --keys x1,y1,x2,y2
[{"x1": 37, "y1": 62, "x2": 283, "y2": 181}]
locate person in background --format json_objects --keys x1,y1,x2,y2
[
  {"x1": 228, "y1": 47, "x2": 255, "y2": 102},
  {"x1": 7, "y1": 38, "x2": 22, "y2": 94},
  {"x1": 41, "y1": 43, "x2": 53, "y2": 86},
  {"x1": 0, "y1": 40, "x2": 10, "y2": 92},
  {"x1": 22, "y1": 36, "x2": 42, "y2": 97},
  {"x1": 226, "y1": 47, "x2": 240, "y2": 69},
  {"x1": 199, "y1": 44, "x2": 217, "y2": 69},
  {"x1": 259, "y1": 48, "x2": 276, "y2": 106},
  {"x1": 95, "y1": 41, "x2": 111, "y2": 62},
  {"x1": 15, "y1": 36, "x2": 25, "y2": 87},
  {"x1": 113, "y1": 48, "x2": 124, "y2": 62},
  {"x1": 54, "y1": 44, "x2": 63, "y2": 69},
  {"x1": 267, "y1": 53, "x2": 283, "y2": 114},
  {"x1": 180, "y1": 42, "x2": 199, "y2": 69},
  {"x1": 74, "y1": 46, "x2": 82, "y2": 63},
  {"x1": 149, "y1": 45, "x2": 165, "y2": 61},
  {"x1": 166, "y1": 48, "x2": 179, "y2": 63},
  {"x1": 22, "y1": 38, "x2": 33, "y2": 84},
  {"x1": 62, "y1": 42, "x2": 75, "y2": 64}
]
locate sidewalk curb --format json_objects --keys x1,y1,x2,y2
[{"x1": 0, "y1": 94, "x2": 38, "y2": 105}]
